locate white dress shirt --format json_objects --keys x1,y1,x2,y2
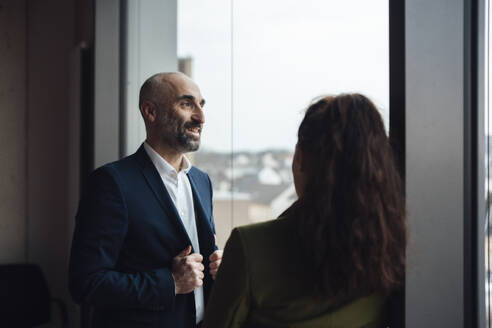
[{"x1": 144, "y1": 142, "x2": 204, "y2": 324}]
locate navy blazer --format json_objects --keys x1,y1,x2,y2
[{"x1": 69, "y1": 145, "x2": 217, "y2": 328}]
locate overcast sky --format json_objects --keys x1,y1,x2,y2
[{"x1": 177, "y1": 0, "x2": 389, "y2": 152}]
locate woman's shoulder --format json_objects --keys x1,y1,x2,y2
[
  {"x1": 235, "y1": 212, "x2": 295, "y2": 239},
  {"x1": 229, "y1": 211, "x2": 299, "y2": 261}
]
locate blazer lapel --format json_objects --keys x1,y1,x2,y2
[
  {"x1": 187, "y1": 171, "x2": 215, "y2": 252},
  {"x1": 136, "y1": 146, "x2": 193, "y2": 247}
]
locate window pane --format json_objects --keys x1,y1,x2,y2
[
  {"x1": 178, "y1": 0, "x2": 389, "y2": 248},
  {"x1": 231, "y1": 1, "x2": 389, "y2": 239},
  {"x1": 178, "y1": 0, "x2": 233, "y2": 248}
]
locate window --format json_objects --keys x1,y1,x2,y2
[{"x1": 178, "y1": 0, "x2": 390, "y2": 247}]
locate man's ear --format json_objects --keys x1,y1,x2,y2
[{"x1": 140, "y1": 100, "x2": 157, "y2": 124}]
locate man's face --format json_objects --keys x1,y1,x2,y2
[{"x1": 156, "y1": 76, "x2": 205, "y2": 153}]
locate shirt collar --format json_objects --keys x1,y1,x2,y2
[{"x1": 143, "y1": 142, "x2": 192, "y2": 176}]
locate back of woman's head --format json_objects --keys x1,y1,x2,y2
[{"x1": 295, "y1": 93, "x2": 406, "y2": 297}]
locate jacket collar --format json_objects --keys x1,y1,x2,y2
[
  {"x1": 135, "y1": 145, "x2": 214, "y2": 251},
  {"x1": 135, "y1": 145, "x2": 193, "y2": 246}
]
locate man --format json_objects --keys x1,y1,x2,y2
[{"x1": 69, "y1": 72, "x2": 223, "y2": 328}]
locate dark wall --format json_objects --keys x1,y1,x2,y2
[
  {"x1": 0, "y1": 0, "x2": 94, "y2": 326},
  {"x1": 0, "y1": 0, "x2": 27, "y2": 263}
]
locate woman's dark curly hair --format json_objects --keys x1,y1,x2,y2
[{"x1": 295, "y1": 93, "x2": 406, "y2": 297}]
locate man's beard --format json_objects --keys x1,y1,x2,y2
[
  {"x1": 159, "y1": 111, "x2": 201, "y2": 153},
  {"x1": 176, "y1": 120, "x2": 201, "y2": 152}
]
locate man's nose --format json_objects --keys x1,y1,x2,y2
[{"x1": 193, "y1": 104, "x2": 205, "y2": 124}]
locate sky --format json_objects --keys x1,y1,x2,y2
[{"x1": 177, "y1": 0, "x2": 389, "y2": 153}]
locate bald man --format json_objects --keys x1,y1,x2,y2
[{"x1": 69, "y1": 72, "x2": 222, "y2": 328}]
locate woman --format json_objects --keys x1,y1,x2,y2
[{"x1": 203, "y1": 94, "x2": 406, "y2": 328}]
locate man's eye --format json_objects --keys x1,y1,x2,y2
[{"x1": 181, "y1": 101, "x2": 191, "y2": 107}]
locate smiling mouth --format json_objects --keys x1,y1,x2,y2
[{"x1": 185, "y1": 126, "x2": 202, "y2": 137}]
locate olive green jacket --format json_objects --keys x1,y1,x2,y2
[{"x1": 203, "y1": 213, "x2": 386, "y2": 328}]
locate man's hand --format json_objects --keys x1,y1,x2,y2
[
  {"x1": 172, "y1": 246, "x2": 204, "y2": 294},
  {"x1": 209, "y1": 250, "x2": 223, "y2": 280}
]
